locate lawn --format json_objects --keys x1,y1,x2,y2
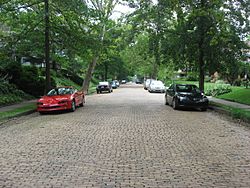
[{"x1": 217, "y1": 87, "x2": 250, "y2": 105}]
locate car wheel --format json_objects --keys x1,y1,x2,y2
[
  {"x1": 201, "y1": 107, "x2": 207, "y2": 111},
  {"x1": 165, "y1": 95, "x2": 169, "y2": 105},
  {"x1": 172, "y1": 98, "x2": 178, "y2": 110},
  {"x1": 97, "y1": 90, "x2": 99, "y2": 94},
  {"x1": 39, "y1": 111, "x2": 45, "y2": 115},
  {"x1": 70, "y1": 100, "x2": 76, "y2": 112}
]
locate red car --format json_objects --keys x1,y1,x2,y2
[{"x1": 37, "y1": 86, "x2": 85, "y2": 114}]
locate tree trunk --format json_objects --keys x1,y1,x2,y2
[
  {"x1": 104, "y1": 62, "x2": 108, "y2": 81},
  {"x1": 45, "y1": 0, "x2": 51, "y2": 93},
  {"x1": 198, "y1": 47, "x2": 205, "y2": 92},
  {"x1": 82, "y1": 56, "x2": 99, "y2": 93}
]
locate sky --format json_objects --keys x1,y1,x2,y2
[
  {"x1": 111, "y1": 0, "x2": 158, "y2": 20},
  {"x1": 111, "y1": 3, "x2": 135, "y2": 20}
]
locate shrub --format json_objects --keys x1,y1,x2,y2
[
  {"x1": 205, "y1": 84, "x2": 232, "y2": 96},
  {"x1": 186, "y1": 72, "x2": 199, "y2": 81}
]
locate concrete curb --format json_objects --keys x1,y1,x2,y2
[
  {"x1": 0, "y1": 109, "x2": 36, "y2": 124},
  {"x1": 209, "y1": 104, "x2": 250, "y2": 125}
]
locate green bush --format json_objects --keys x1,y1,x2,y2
[
  {"x1": 205, "y1": 84, "x2": 232, "y2": 96},
  {"x1": 2, "y1": 62, "x2": 48, "y2": 97},
  {"x1": 186, "y1": 72, "x2": 199, "y2": 81}
]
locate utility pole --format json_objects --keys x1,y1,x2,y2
[{"x1": 45, "y1": 0, "x2": 51, "y2": 93}]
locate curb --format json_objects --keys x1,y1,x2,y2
[
  {"x1": 209, "y1": 104, "x2": 250, "y2": 125},
  {"x1": 0, "y1": 109, "x2": 36, "y2": 124}
]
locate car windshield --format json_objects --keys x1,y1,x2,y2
[
  {"x1": 47, "y1": 88, "x2": 73, "y2": 96},
  {"x1": 151, "y1": 81, "x2": 164, "y2": 86},
  {"x1": 99, "y1": 82, "x2": 109, "y2": 85},
  {"x1": 176, "y1": 85, "x2": 200, "y2": 93}
]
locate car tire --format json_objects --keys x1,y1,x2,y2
[
  {"x1": 172, "y1": 98, "x2": 178, "y2": 110},
  {"x1": 201, "y1": 107, "x2": 207, "y2": 111},
  {"x1": 39, "y1": 111, "x2": 45, "y2": 115},
  {"x1": 70, "y1": 100, "x2": 76, "y2": 112},
  {"x1": 165, "y1": 96, "x2": 169, "y2": 105}
]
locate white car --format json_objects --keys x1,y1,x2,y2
[
  {"x1": 144, "y1": 79, "x2": 155, "y2": 90},
  {"x1": 148, "y1": 80, "x2": 166, "y2": 93}
]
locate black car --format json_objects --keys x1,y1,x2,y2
[
  {"x1": 165, "y1": 84, "x2": 208, "y2": 111},
  {"x1": 96, "y1": 81, "x2": 113, "y2": 94}
]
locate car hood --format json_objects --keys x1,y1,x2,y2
[{"x1": 38, "y1": 95, "x2": 71, "y2": 104}]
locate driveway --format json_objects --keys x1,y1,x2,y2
[{"x1": 0, "y1": 84, "x2": 250, "y2": 187}]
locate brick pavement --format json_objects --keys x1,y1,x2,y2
[{"x1": 0, "y1": 85, "x2": 250, "y2": 187}]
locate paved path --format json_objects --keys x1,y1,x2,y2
[
  {"x1": 209, "y1": 97, "x2": 250, "y2": 111},
  {"x1": 0, "y1": 85, "x2": 250, "y2": 187},
  {"x1": 0, "y1": 100, "x2": 37, "y2": 112}
]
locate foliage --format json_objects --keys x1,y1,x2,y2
[
  {"x1": 0, "y1": 81, "x2": 33, "y2": 106},
  {"x1": 205, "y1": 84, "x2": 232, "y2": 97},
  {"x1": 1, "y1": 62, "x2": 46, "y2": 97}
]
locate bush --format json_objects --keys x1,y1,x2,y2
[
  {"x1": 205, "y1": 84, "x2": 232, "y2": 96},
  {"x1": 0, "y1": 81, "x2": 33, "y2": 106},
  {"x1": 18, "y1": 66, "x2": 46, "y2": 97},
  {"x1": 186, "y1": 72, "x2": 199, "y2": 81}
]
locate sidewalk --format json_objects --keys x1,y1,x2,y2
[
  {"x1": 208, "y1": 97, "x2": 250, "y2": 111},
  {"x1": 0, "y1": 100, "x2": 37, "y2": 112}
]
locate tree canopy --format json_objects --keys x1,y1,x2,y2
[{"x1": 0, "y1": 0, "x2": 249, "y2": 93}]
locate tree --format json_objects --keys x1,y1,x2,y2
[{"x1": 82, "y1": 0, "x2": 119, "y2": 93}]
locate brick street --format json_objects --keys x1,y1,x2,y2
[{"x1": 0, "y1": 85, "x2": 250, "y2": 187}]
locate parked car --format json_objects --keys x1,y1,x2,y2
[
  {"x1": 114, "y1": 80, "x2": 120, "y2": 87},
  {"x1": 110, "y1": 81, "x2": 118, "y2": 89},
  {"x1": 96, "y1": 81, "x2": 113, "y2": 94},
  {"x1": 165, "y1": 84, "x2": 208, "y2": 111},
  {"x1": 135, "y1": 79, "x2": 142, "y2": 84},
  {"x1": 144, "y1": 79, "x2": 155, "y2": 90},
  {"x1": 121, "y1": 80, "x2": 127, "y2": 84},
  {"x1": 148, "y1": 80, "x2": 165, "y2": 93},
  {"x1": 37, "y1": 86, "x2": 85, "y2": 114}
]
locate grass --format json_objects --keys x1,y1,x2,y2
[
  {"x1": 0, "y1": 103, "x2": 36, "y2": 121},
  {"x1": 53, "y1": 76, "x2": 82, "y2": 90},
  {"x1": 210, "y1": 101, "x2": 250, "y2": 122},
  {"x1": 217, "y1": 87, "x2": 250, "y2": 105}
]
